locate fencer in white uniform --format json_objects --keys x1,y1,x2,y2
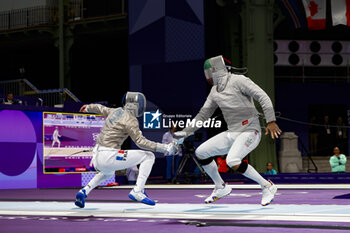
[
  {"x1": 174, "y1": 56, "x2": 281, "y2": 206},
  {"x1": 75, "y1": 92, "x2": 179, "y2": 207},
  {"x1": 51, "y1": 127, "x2": 61, "y2": 148}
]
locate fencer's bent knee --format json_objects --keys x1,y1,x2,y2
[
  {"x1": 195, "y1": 146, "x2": 209, "y2": 160},
  {"x1": 226, "y1": 157, "x2": 242, "y2": 168},
  {"x1": 195, "y1": 147, "x2": 214, "y2": 166},
  {"x1": 230, "y1": 160, "x2": 248, "y2": 173},
  {"x1": 193, "y1": 145, "x2": 215, "y2": 166},
  {"x1": 144, "y1": 151, "x2": 155, "y2": 163},
  {"x1": 198, "y1": 157, "x2": 214, "y2": 166}
]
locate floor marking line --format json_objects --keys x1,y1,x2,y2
[
  {"x1": 185, "y1": 221, "x2": 350, "y2": 230},
  {"x1": 0, "y1": 202, "x2": 350, "y2": 222}
]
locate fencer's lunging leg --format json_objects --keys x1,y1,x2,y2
[
  {"x1": 226, "y1": 131, "x2": 270, "y2": 187},
  {"x1": 83, "y1": 172, "x2": 114, "y2": 195},
  {"x1": 195, "y1": 132, "x2": 233, "y2": 189},
  {"x1": 125, "y1": 151, "x2": 156, "y2": 205},
  {"x1": 75, "y1": 172, "x2": 114, "y2": 208},
  {"x1": 196, "y1": 145, "x2": 232, "y2": 204},
  {"x1": 244, "y1": 165, "x2": 270, "y2": 186},
  {"x1": 231, "y1": 160, "x2": 270, "y2": 187},
  {"x1": 198, "y1": 158, "x2": 225, "y2": 189},
  {"x1": 195, "y1": 147, "x2": 224, "y2": 189},
  {"x1": 226, "y1": 131, "x2": 277, "y2": 206},
  {"x1": 134, "y1": 151, "x2": 155, "y2": 192}
]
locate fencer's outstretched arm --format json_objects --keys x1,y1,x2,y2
[
  {"x1": 124, "y1": 117, "x2": 177, "y2": 154},
  {"x1": 123, "y1": 116, "x2": 166, "y2": 152},
  {"x1": 181, "y1": 93, "x2": 218, "y2": 137},
  {"x1": 80, "y1": 104, "x2": 114, "y2": 117},
  {"x1": 80, "y1": 104, "x2": 177, "y2": 154}
]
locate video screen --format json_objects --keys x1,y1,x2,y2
[{"x1": 43, "y1": 112, "x2": 105, "y2": 173}]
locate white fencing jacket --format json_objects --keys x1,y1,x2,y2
[
  {"x1": 183, "y1": 73, "x2": 276, "y2": 135},
  {"x1": 86, "y1": 104, "x2": 166, "y2": 153}
]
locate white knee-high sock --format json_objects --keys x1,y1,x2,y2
[
  {"x1": 83, "y1": 173, "x2": 113, "y2": 195},
  {"x1": 242, "y1": 164, "x2": 270, "y2": 187},
  {"x1": 134, "y1": 155, "x2": 155, "y2": 192},
  {"x1": 202, "y1": 160, "x2": 224, "y2": 189}
]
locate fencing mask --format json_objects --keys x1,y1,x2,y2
[
  {"x1": 204, "y1": 55, "x2": 229, "y2": 92},
  {"x1": 122, "y1": 92, "x2": 146, "y2": 117}
]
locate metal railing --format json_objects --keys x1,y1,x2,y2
[
  {"x1": 28, "y1": 88, "x2": 80, "y2": 107},
  {"x1": 0, "y1": 79, "x2": 39, "y2": 96},
  {"x1": 0, "y1": 79, "x2": 80, "y2": 107},
  {"x1": 0, "y1": 6, "x2": 58, "y2": 31},
  {"x1": 0, "y1": 0, "x2": 126, "y2": 31}
]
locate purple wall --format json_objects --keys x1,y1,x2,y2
[{"x1": 0, "y1": 109, "x2": 82, "y2": 189}]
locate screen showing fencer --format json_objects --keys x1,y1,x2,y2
[{"x1": 43, "y1": 112, "x2": 105, "y2": 173}]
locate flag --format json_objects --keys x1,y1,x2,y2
[
  {"x1": 302, "y1": 0, "x2": 327, "y2": 30},
  {"x1": 276, "y1": 0, "x2": 307, "y2": 29},
  {"x1": 331, "y1": 0, "x2": 350, "y2": 26}
]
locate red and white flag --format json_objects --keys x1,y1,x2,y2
[
  {"x1": 302, "y1": 0, "x2": 327, "y2": 30},
  {"x1": 331, "y1": 0, "x2": 350, "y2": 26}
]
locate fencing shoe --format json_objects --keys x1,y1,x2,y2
[
  {"x1": 75, "y1": 189, "x2": 87, "y2": 208},
  {"x1": 128, "y1": 189, "x2": 156, "y2": 206},
  {"x1": 204, "y1": 183, "x2": 232, "y2": 204},
  {"x1": 261, "y1": 180, "x2": 277, "y2": 206}
]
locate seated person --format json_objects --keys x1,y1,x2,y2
[
  {"x1": 264, "y1": 162, "x2": 277, "y2": 175},
  {"x1": 2, "y1": 93, "x2": 22, "y2": 105},
  {"x1": 329, "y1": 147, "x2": 347, "y2": 173}
]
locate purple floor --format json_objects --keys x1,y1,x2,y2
[
  {"x1": 1, "y1": 216, "x2": 349, "y2": 233},
  {"x1": 0, "y1": 188, "x2": 349, "y2": 205},
  {"x1": 0, "y1": 187, "x2": 349, "y2": 233}
]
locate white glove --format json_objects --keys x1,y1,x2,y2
[
  {"x1": 173, "y1": 131, "x2": 188, "y2": 145},
  {"x1": 165, "y1": 142, "x2": 180, "y2": 155}
]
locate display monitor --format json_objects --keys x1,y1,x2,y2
[{"x1": 43, "y1": 112, "x2": 104, "y2": 173}]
